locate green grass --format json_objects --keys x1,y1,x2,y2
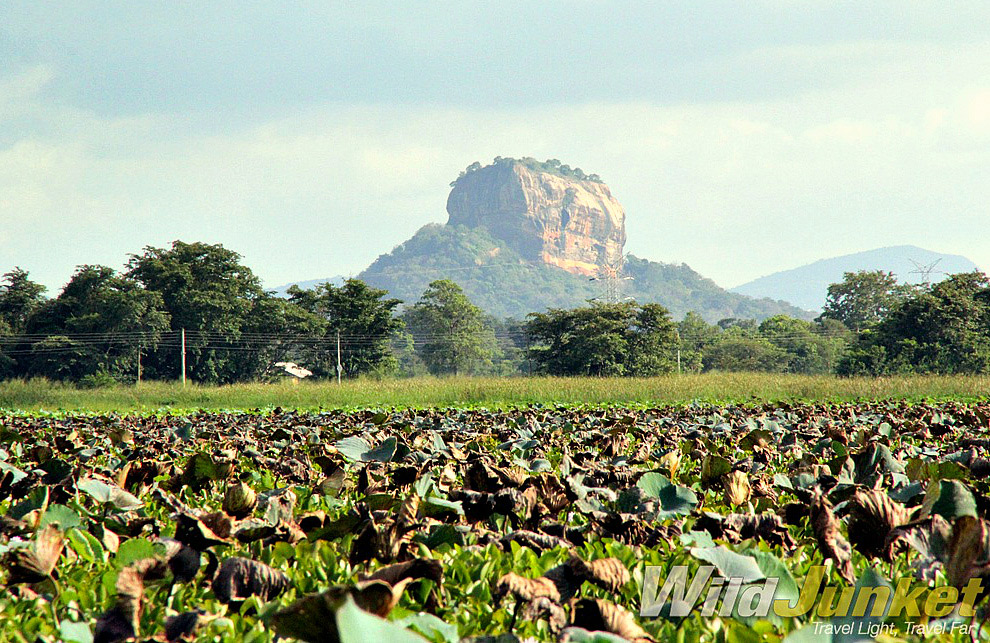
[{"x1": 1, "y1": 373, "x2": 989, "y2": 413}]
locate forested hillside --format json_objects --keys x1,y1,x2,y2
[{"x1": 358, "y1": 223, "x2": 809, "y2": 321}]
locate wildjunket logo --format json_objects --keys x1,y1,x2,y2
[{"x1": 641, "y1": 565, "x2": 984, "y2": 622}]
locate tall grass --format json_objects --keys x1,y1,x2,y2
[{"x1": 1, "y1": 374, "x2": 989, "y2": 413}]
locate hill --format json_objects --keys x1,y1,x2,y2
[
  {"x1": 282, "y1": 157, "x2": 811, "y2": 322},
  {"x1": 357, "y1": 222, "x2": 809, "y2": 321},
  {"x1": 730, "y1": 245, "x2": 980, "y2": 311},
  {"x1": 269, "y1": 276, "x2": 345, "y2": 296}
]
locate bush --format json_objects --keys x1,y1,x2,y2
[{"x1": 78, "y1": 370, "x2": 118, "y2": 389}]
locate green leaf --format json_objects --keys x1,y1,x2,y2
[
  {"x1": 336, "y1": 595, "x2": 428, "y2": 643},
  {"x1": 679, "y1": 531, "x2": 715, "y2": 548},
  {"x1": 0, "y1": 460, "x2": 27, "y2": 484},
  {"x1": 393, "y1": 613, "x2": 459, "y2": 643},
  {"x1": 637, "y1": 473, "x2": 698, "y2": 519},
  {"x1": 928, "y1": 480, "x2": 977, "y2": 520},
  {"x1": 59, "y1": 620, "x2": 93, "y2": 643},
  {"x1": 115, "y1": 537, "x2": 155, "y2": 567},
  {"x1": 67, "y1": 528, "x2": 104, "y2": 564},
  {"x1": 783, "y1": 626, "x2": 827, "y2": 643},
  {"x1": 557, "y1": 628, "x2": 629, "y2": 643},
  {"x1": 637, "y1": 472, "x2": 672, "y2": 497},
  {"x1": 41, "y1": 504, "x2": 83, "y2": 530},
  {"x1": 701, "y1": 454, "x2": 732, "y2": 484},
  {"x1": 77, "y1": 478, "x2": 144, "y2": 510},
  {"x1": 422, "y1": 496, "x2": 464, "y2": 517},
  {"x1": 10, "y1": 485, "x2": 48, "y2": 520},
  {"x1": 690, "y1": 546, "x2": 765, "y2": 583},
  {"x1": 336, "y1": 436, "x2": 397, "y2": 463},
  {"x1": 185, "y1": 452, "x2": 223, "y2": 483},
  {"x1": 831, "y1": 567, "x2": 893, "y2": 642}
]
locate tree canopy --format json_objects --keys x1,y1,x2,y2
[
  {"x1": 525, "y1": 301, "x2": 678, "y2": 376},
  {"x1": 819, "y1": 270, "x2": 914, "y2": 331},
  {"x1": 404, "y1": 280, "x2": 496, "y2": 375},
  {"x1": 287, "y1": 279, "x2": 403, "y2": 377},
  {"x1": 840, "y1": 271, "x2": 990, "y2": 375},
  {"x1": 22, "y1": 265, "x2": 170, "y2": 381}
]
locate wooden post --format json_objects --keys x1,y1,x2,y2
[
  {"x1": 336, "y1": 330, "x2": 343, "y2": 385},
  {"x1": 181, "y1": 328, "x2": 187, "y2": 386}
]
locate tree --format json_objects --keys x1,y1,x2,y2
[
  {"x1": 0, "y1": 317, "x2": 14, "y2": 378},
  {"x1": 229, "y1": 294, "x2": 328, "y2": 381},
  {"x1": 525, "y1": 301, "x2": 677, "y2": 376},
  {"x1": 126, "y1": 241, "x2": 267, "y2": 383},
  {"x1": 0, "y1": 268, "x2": 47, "y2": 333},
  {"x1": 820, "y1": 271, "x2": 914, "y2": 331},
  {"x1": 839, "y1": 271, "x2": 990, "y2": 375},
  {"x1": 21, "y1": 265, "x2": 169, "y2": 381},
  {"x1": 757, "y1": 315, "x2": 850, "y2": 374},
  {"x1": 287, "y1": 279, "x2": 403, "y2": 377},
  {"x1": 404, "y1": 280, "x2": 496, "y2": 375},
  {"x1": 703, "y1": 333, "x2": 790, "y2": 373},
  {"x1": 677, "y1": 312, "x2": 720, "y2": 372}
]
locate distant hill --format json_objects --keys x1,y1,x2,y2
[
  {"x1": 269, "y1": 276, "x2": 344, "y2": 296},
  {"x1": 357, "y1": 223, "x2": 810, "y2": 321},
  {"x1": 730, "y1": 245, "x2": 980, "y2": 311}
]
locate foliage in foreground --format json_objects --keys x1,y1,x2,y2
[{"x1": 2, "y1": 402, "x2": 990, "y2": 641}]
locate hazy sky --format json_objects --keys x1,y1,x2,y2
[{"x1": 2, "y1": 2, "x2": 988, "y2": 294}]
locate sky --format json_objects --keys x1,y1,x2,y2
[{"x1": 1, "y1": 2, "x2": 988, "y2": 294}]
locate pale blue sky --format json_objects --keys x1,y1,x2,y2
[{"x1": 2, "y1": 2, "x2": 988, "y2": 292}]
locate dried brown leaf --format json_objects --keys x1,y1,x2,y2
[
  {"x1": 212, "y1": 557, "x2": 290, "y2": 606},
  {"x1": 847, "y1": 488, "x2": 910, "y2": 561},
  {"x1": 725, "y1": 470, "x2": 751, "y2": 507},
  {"x1": 5, "y1": 525, "x2": 64, "y2": 584},
  {"x1": 946, "y1": 515, "x2": 990, "y2": 590},
  {"x1": 494, "y1": 572, "x2": 561, "y2": 603},
  {"x1": 570, "y1": 598, "x2": 654, "y2": 642},
  {"x1": 810, "y1": 490, "x2": 855, "y2": 583}
]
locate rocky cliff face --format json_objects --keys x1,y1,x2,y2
[{"x1": 446, "y1": 160, "x2": 626, "y2": 276}]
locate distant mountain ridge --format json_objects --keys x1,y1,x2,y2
[
  {"x1": 269, "y1": 276, "x2": 345, "y2": 296},
  {"x1": 730, "y1": 245, "x2": 980, "y2": 311}
]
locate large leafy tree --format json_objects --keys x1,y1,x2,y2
[
  {"x1": 287, "y1": 279, "x2": 403, "y2": 377},
  {"x1": 226, "y1": 294, "x2": 328, "y2": 381},
  {"x1": 525, "y1": 301, "x2": 677, "y2": 376},
  {"x1": 702, "y1": 332, "x2": 791, "y2": 373},
  {"x1": 126, "y1": 241, "x2": 267, "y2": 383},
  {"x1": 676, "y1": 312, "x2": 720, "y2": 372},
  {"x1": 840, "y1": 271, "x2": 990, "y2": 375},
  {"x1": 757, "y1": 315, "x2": 850, "y2": 374},
  {"x1": 21, "y1": 265, "x2": 170, "y2": 381},
  {"x1": 0, "y1": 317, "x2": 14, "y2": 378},
  {"x1": 0, "y1": 268, "x2": 47, "y2": 333},
  {"x1": 819, "y1": 270, "x2": 914, "y2": 331},
  {"x1": 404, "y1": 280, "x2": 496, "y2": 375}
]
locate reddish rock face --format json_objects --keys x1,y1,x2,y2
[{"x1": 446, "y1": 161, "x2": 626, "y2": 276}]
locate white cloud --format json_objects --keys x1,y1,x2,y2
[{"x1": 2, "y1": 39, "x2": 989, "y2": 297}]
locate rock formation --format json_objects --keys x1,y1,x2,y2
[{"x1": 446, "y1": 158, "x2": 626, "y2": 276}]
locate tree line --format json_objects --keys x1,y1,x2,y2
[{"x1": 1, "y1": 240, "x2": 988, "y2": 383}]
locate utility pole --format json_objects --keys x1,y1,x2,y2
[
  {"x1": 336, "y1": 330, "x2": 342, "y2": 385},
  {"x1": 137, "y1": 346, "x2": 142, "y2": 385},
  {"x1": 180, "y1": 328, "x2": 187, "y2": 386}
]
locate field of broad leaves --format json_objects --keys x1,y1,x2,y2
[{"x1": 2, "y1": 402, "x2": 990, "y2": 642}]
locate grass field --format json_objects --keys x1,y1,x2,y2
[{"x1": 2, "y1": 373, "x2": 989, "y2": 413}]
